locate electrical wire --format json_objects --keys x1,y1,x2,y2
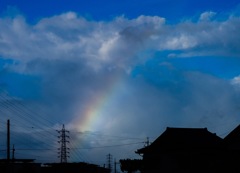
[{"x1": 0, "y1": 90, "x2": 146, "y2": 164}]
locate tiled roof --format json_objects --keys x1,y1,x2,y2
[
  {"x1": 136, "y1": 127, "x2": 223, "y2": 154},
  {"x1": 224, "y1": 124, "x2": 240, "y2": 141},
  {"x1": 224, "y1": 124, "x2": 240, "y2": 149}
]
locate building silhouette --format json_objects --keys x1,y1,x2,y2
[
  {"x1": 42, "y1": 162, "x2": 110, "y2": 173},
  {"x1": 0, "y1": 160, "x2": 110, "y2": 173},
  {"x1": 0, "y1": 159, "x2": 40, "y2": 173},
  {"x1": 120, "y1": 125, "x2": 240, "y2": 173}
]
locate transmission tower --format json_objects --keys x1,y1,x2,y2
[
  {"x1": 57, "y1": 124, "x2": 70, "y2": 163},
  {"x1": 106, "y1": 153, "x2": 112, "y2": 172}
]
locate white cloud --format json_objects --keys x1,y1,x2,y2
[
  {"x1": 0, "y1": 12, "x2": 240, "y2": 75},
  {"x1": 164, "y1": 34, "x2": 197, "y2": 50},
  {"x1": 199, "y1": 11, "x2": 216, "y2": 21},
  {"x1": 231, "y1": 75, "x2": 240, "y2": 85},
  {"x1": 231, "y1": 75, "x2": 240, "y2": 91}
]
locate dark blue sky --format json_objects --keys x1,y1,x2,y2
[{"x1": 1, "y1": 0, "x2": 239, "y2": 22}]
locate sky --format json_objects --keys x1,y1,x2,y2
[{"x1": 0, "y1": 0, "x2": 240, "y2": 169}]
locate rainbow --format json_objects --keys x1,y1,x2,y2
[
  {"x1": 68, "y1": 72, "x2": 132, "y2": 161},
  {"x1": 71, "y1": 74, "x2": 124, "y2": 132}
]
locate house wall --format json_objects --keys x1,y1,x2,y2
[{"x1": 141, "y1": 150, "x2": 223, "y2": 173}]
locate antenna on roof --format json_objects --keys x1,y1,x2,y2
[{"x1": 144, "y1": 137, "x2": 150, "y2": 147}]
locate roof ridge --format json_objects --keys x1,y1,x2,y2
[
  {"x1": 224, "y1": 124, "x2": 240, "y2": 140},
  {"x1": 166, "y1": 127, "x2": 208, "y2": 130}
]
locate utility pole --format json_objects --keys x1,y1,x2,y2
[
  {"x1": 114, "y1": 158, "x2": 120, "y2": 173},
  {"x1": 12, "y1": 144, "x2": 15, "y2": 160},
  {"x1": 106, "y1": 153, "x2": 112, "y2": 172},
  {"x1": 114, "y1": 158, "x2": 116, "y2": 173},
  {"x1": 57, "y1": 124, "x2": 70, "y2": 163},
  {"x1": 7, "y1": 119, "x2": 10, "y2": 161},
  {"x1": 145, "y1": 137, "x2": 150, "y2": 147}
]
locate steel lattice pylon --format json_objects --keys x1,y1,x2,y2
[{"x1": 57, "y1": 124, "x2": 70, "y2": 163}]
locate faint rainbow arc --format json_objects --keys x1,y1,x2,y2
[{"x1": 73, "y1": 75, "x2": 122, "y2": 132}]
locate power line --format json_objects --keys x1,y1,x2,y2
[
  {"x1": 12, "y1": 142, "x2": 144, "y2": 151},
  {"x1": 71, "y1": 131, "x2": 144, "y2": 141},
  {"x1": 0, "y1": 91, "x2": 60, "y2": 155},
  {"x1": 0, "y1": 90, "x2": 145, "y2": 163},
  {"x1": 70, "y1": 142, "x2": 145, "y2": 150}
]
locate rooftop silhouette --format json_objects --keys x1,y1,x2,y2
[{"x1": 121, "y1": 125, "x2": 240, "y2": 173}]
